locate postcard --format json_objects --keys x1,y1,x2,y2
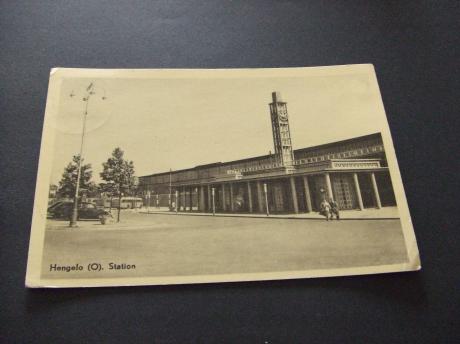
[{"x1": 25, "y1": 65, "x2": 420, "y2": 287}]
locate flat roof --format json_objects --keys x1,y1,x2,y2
[{"x1": 140, "y1": 132, "x2": 382, "y2": 178}]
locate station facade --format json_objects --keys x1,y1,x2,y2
[{"x1": 138, "y1": 92, "x2": 397, "y2": 214}]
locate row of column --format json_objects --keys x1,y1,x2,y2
[
  {"x1": 350, "y1": 172, "x2": 382, "y2": 210},
  {"x1": 175, "y1": 171, "x2": 382, "y2": 213},
  {"x1": 321, "y1": 172, "x2": 381, "y2": 211},
  {"x1": 175, "y1": 182, "x2": 263, "y2": 213},
  {"x1": 175, "y1": 186, "x2": 210, "y2": 212},
  {"x1": 175, "y1": 186, "x2": 201, "y2": 212},
  {"x1": 202, "y1": 179, "x2": 301, "y2": 214}
]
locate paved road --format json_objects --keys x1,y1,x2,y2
[{"x1": 42, "y1": 211, "x2": 408, "y2": 279}]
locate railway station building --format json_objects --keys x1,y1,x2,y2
[{"x1": 138, "y1": 92, "x2": 397, "y2": 214}]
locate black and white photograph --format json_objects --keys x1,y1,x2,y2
[
  {"x1": 4, "y1": 2, "x2": 458, "y2": 342},
  {"x1": 26, "y1": 65, "x2": 420, "y2": 287}
]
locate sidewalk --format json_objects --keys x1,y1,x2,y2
[{"x1": 139, "y1": 206, "x2": 400, "y2": 220}]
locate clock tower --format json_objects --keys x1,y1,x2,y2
[{"x1": 269, "y1": 91, "x2": 294, "y2": 167}]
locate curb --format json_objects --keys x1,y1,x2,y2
[{"x1": 139, "y1": 211, "x2": 399, "y2": 221}]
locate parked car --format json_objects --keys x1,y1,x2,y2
[
  {"x1": 47, "y1": 201, "x2": 112, "y2": 220},
  {"x1": 47, "y1": 200, "x2": 67, "y2": 211}
]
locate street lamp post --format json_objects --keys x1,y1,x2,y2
[{"x1": 69, "y1": 83, "x2": 106, "y2": 227}]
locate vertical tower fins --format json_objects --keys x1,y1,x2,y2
[{"x1": 269, "y1": 92, "x2": 294, "y2": 167}]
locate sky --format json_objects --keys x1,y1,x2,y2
[{"x1": 48, "y1": 68, "x2": 387, "y2": 185}]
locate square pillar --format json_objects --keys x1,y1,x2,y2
[
  {"x1": 353, "y1": 173, "x2": 364, "y2": 210},
  {"x1": 172, "y1": 190, "x2": 177, "y2": 210},
  {"x1": 302, "y1": 175, "x2": 312, "y2": 213},
  {"x1": 181, "y1": 186, "x2": 187, "y2": 211},
  {"x1": 186, "y1": 187, "x2": 189, "y2": 211},
  {"x1": 175, "y1": 190, "x2": 179, "y2": 212},
  {"x1": 247, "y1": 181, "x2": 253, "y2": 213},
  {"x1": 199, "y1": 186, "x2": 205, "y2": 211},
  {"x1": 222, "y1": 184, "x2": 226, "y2": 211},
  {"x1": 207, "y1": 185, "x2": 212, "y2": 212},
  {"x1": 324, "y1": 173, "x2": 333, "y2": 200},
  {"x1": 289, "y1": 177, "x2": 299, "y2": 213},
  {"x1": 370, "y1": 172, "x2": 382, "y2": 209},
  {"x1": 182, "y1": 187, "x2": 186, "y2": 211},
  {"x1": 256, "y1": 181, "x2": 264, "y2": 213},
  {"x1": 189, "y1": 187, "x2": 194, "y2": 211},
  {"x1": 229, "y1": 183, "x2": 234, "y2": 212},
  {"x1": 211, "y1": 187, "x2": 216, "y2": 215}
]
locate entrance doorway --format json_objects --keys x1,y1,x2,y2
[
  {"x1": 331, "y1": 173, "x2": 357, "y2": 210},
  {"x1": 267, "y1": 180, "x2": 288, "y2": 213},
  {"x1": 375, "y1": 172, "x2": 397, "y2": 207},
  {"x1": 308, "y1": 175, "x2": 326, "y2": 211},
  {"x1": 357, "y1": 173, "x2": 376, "y2": 208}
]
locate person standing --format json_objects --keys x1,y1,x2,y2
[
  {"x1": 329, "y1": 198, "x2": 340, "y2": 220},
  {"x1": 320, "y1": 199, "x2": 331, "y2": 221}
]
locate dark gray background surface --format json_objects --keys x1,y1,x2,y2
[{"x1": 1, "y1": 1, "x2": 459, "y2": 343}]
